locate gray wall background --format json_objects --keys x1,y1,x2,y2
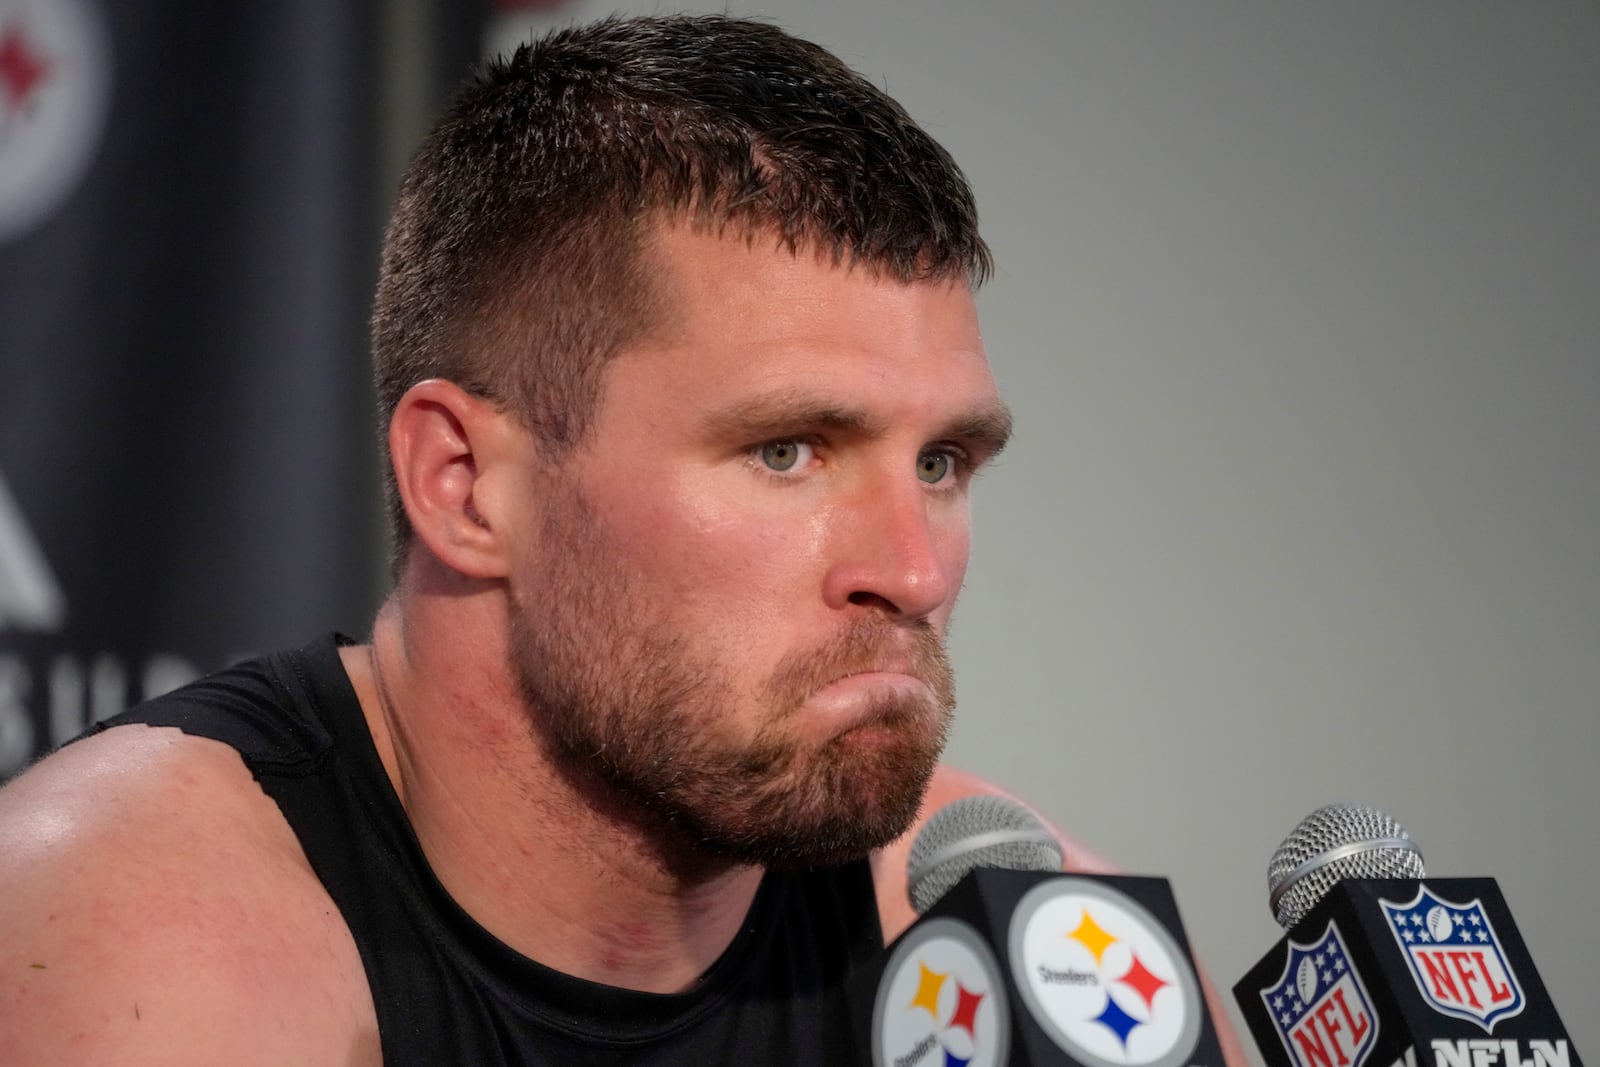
[{"x1": 495, "y1": 0, "x2": 1600, "y2": 1049}]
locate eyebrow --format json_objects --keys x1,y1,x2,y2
[
  {"x1": 949, "y1": 404, "x2": 1014, "y2": 461},
  {"x1": 701, "y1": 389, "x2": 1014, "y2": 460}
]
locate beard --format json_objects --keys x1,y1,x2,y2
[{"x1": 507, "y1": 486, "x2": 955, "y2": 870}]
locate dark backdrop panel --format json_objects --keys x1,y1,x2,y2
[{"x1": 0, "y1": 0, "x2": 482, "y2": 777}]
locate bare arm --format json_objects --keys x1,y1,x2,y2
[
  {"x1": 871, "y1": 764, "x2": 1250, "y2": 1067},
  {"x1": 0, "y1": 726, "x2": 379, "y2": 1066}
]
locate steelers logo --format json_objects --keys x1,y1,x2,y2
[
  {"x1": 873, "y1": 918, "x2": 1011, "y2": 1067},
  {"x1": 1008, "y1": 878, "x2": 1202, "y2": 1067},
  {"x1": 0, "y1": 0, "x2": 111, "y2": 242}
]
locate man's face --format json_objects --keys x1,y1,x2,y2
[{"x1": 508, "y1": 225, "x2": 1010, "y2": 868}]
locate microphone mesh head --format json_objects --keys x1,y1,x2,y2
[
  {"x1": 1267, "y1": 802, "x2": 1425, "y2": 930},
  {"x1": 906, "y1": 793, "x2": 1063, "y2": 915}
]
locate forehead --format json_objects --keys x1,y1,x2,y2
[{"x1": 594, "y1": 225, "x2": 1001, "y2": 433}]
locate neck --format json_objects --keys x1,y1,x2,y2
[{"x1": 343, "y1": 586, "x2": 764, "y2": 994}]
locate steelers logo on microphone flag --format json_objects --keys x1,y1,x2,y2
[
  {"x1": 1380, "y1": 886, "x2": 1525, "y2": 1032},
  {"x1": 1008, "y1": 878, "x2": 1202, "y2": 1067},
  {"x1": 872, "y1": 917, "x2": 1011, "y2": 1067},
  {"x1": 1260, "y1": 921, "x2": 1381, "y2": 1067}
]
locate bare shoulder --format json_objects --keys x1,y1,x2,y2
[
  {"x1": 870, "y1": 764, "x2": 1115, "y2": 942},
  {"x1": 0, "y1": 725, "x2": 379, "y2": 1066}
]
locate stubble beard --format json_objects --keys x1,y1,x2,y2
[{"x1": 507, "y1": 487, "x2": 955, "y2": 870}]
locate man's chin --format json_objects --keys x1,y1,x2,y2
[
  {"x1": 698, "y1": 813, "x2": 914, "y2": 870},
  {"x1": 690, "y1": 751, "x2": 939, "y2": 869}
]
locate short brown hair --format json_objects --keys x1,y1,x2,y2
[{"x1": 370, "y1": 14, "x2": 992, "y2": 561}]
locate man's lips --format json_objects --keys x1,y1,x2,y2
[
  {"x1": 830, "y1": 660, "x2": 920, "y2": 683},
  {"x1": 797, "y1": 671, "x2": 935, "y2": 741},
  {"x1": 821, "y1": 668, "x2": 925, "y2": 690}
]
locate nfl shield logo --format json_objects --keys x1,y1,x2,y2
[
  {"x1": 1261, "y1": 922, "x2": 1381, "y2": 1067},
  {"x1": 1380, "y1": 887, "x2": 1525, "y2": 1032}
]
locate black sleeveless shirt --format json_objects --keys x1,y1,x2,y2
[{"x1": 86, "y1": 635, "x2": 883, "y2": 1065}]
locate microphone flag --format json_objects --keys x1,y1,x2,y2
[
  {"x1": 852, "y1": 869, "x2": 1227, "y2": 1067},
  {"x1": 1234, "y1": 878, "x2": 1582, "y2": 1067}
]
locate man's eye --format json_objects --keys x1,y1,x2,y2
[
  {"x1": 759, "y1": 440, "x2": 812, "y2": 472},
  {"x1": 917, "y1": 450, "x2": 957, "y2": 484}
]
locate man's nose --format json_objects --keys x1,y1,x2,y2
[{"x1": 820, "y1": 475, "x2": 958, "y2": 621}]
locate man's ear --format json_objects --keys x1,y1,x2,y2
[{"x1": 388, "y1": 379, "x2": 526, "y2": 580}]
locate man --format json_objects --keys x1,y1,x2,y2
[{"x1": 0, "y1": 15, "x2": 1242, "y2": 1064}]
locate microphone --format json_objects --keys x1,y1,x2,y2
[
  {"x1": 907, "y1": 793, "x2": 1064, "y2": 914},
  {"x1": 1233, "y1": 803, "x2": 1583, "y2": 1067},
  {"x1": 1266, "y1": 802, "x2": 1425, "y2": 930},
  {"x1": 854, "y1": 794, "x2": 1226, "y2": 1067}
]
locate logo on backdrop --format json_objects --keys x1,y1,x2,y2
[
  {"x1": 0, "y1": 468, "x2": 64, "y2": 631},
  {"x1": 1380, "y1": 887, "x2": 1525, "y2": 1032},
  {"x1": 0, "y1": 0, "x2": 111, "y2": 242},
  {"x1": 1261, "y1": 921, "x2": 1380, "y2": 1067},
  {"x1": 873, "y1": 917, "x2": 1010, "y2": 1067},
  {"x1": 1008, "y1": 878, "x2": 1201, "y2": 1067},
  {"x1": 0, "y1": 465, "x2": 201, "y2": 778}
]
